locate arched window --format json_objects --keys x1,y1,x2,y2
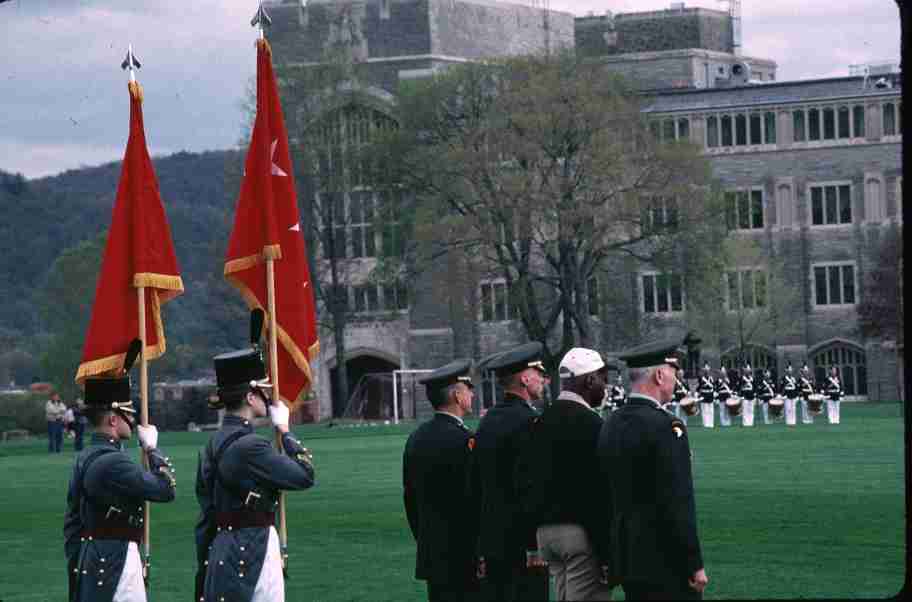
[
  {"x1": 721, "y1": 345, "x2": 777, "y2": 380},
  {"x1": 811, "y1": 342, "x2": 867, "y2": 397}
]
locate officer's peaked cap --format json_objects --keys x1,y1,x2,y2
[
  {"x1": 420, "y1": 359, "x2": 474, "y2": 407},
  {"x1": 618, "y1": 337, "x2": 684, "y2": 369},
  {"x1": 486, "y1": 342, "x2": 546, "y2": 376}
]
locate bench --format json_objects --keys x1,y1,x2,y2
[{"x1": 1, "y1": 429, "x2": 30, "y2": 442}]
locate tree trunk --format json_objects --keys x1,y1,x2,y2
[{"x1": 332, "y1": 313, "x2": 350, "y2": 418}]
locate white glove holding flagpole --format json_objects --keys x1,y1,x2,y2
[
  {"x1": 137, "y1": 424, "x2": 158, "y2": 450},
  {"x1": 269, "y1": 401, "x2": 290, "y2": 429}
]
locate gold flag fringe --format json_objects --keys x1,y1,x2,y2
[
  {"x1": 75, "y1": 288, "x2": 171, "y2": 385},
  {"x1": 256, "y1": 37, "x2": 272, "y2": 57},
  {"x1": 225, "y1": 272, "x2": 319, "y2": 410},
  {"x1": 128, "y1": 81, "x2": 144, "y2": 103},
  {"x1": 224, "y1": 245, "x2": 283, "y2": 276},
  {"x1": 134, "y1": 273, "x2": 184, "y2": 292}
]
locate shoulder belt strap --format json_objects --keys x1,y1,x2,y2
[{"x1": 207, "y1": 430, "x2": 252, "y2": 494}]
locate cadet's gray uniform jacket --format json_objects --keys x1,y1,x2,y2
[
  {"x1": 64, "y1": 433, "x2": 176, "y2": 602},
  {"x1": 195, "y1": 415, "x2": 315, "y2": 602}
]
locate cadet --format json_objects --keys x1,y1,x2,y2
[
  {"x1": 798, "y1": 363, "x2": 816, "y2": 424},
  {"x1": 597, "y1": 338, "x2": 708, "y2": 600},
  {"x1": 671, "y1": 367, "x2": 689, "y2": 421},
  {"x1": 758, "y1": 369, "x2": 776, "y2": 425},
  {"x1": 715, "y1": 366, "x2": 733, "y2": 427},
  {"x1": 697, "y1": 363, "x2": 715, "y2": 428},
  {"x1": 780, "y1": 363, "x2": 799, "y2": 426},
  {"x1": 195, "y1": 346, "x2": 315, "y2": 602},
  {"x1": 403, "y1": 359, "x2": 480, "y2": 602},
  {"x1": 64, "y1": 355, "x2": 176, "y2": 602},
  {"x1": 740, "y1": 364, "x2": 756, "y2": 427},
  {"x1": 608, "y1": 372, "x2": 626, "y2": 413},
  {"x1": 473, "y1": 341, "x2": 550, "y2": 602},
  {"x1": 824, "y1": 366, "x2": 842, "y2": 425}
]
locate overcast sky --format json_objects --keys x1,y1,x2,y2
[{"x1": 0, "y1": 0, "x2": 900, "y2": 179}]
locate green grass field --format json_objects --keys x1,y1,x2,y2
[{"x1": 0, "y1": 402, "x2": 905, "y2": 601}]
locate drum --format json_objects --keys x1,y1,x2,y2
[
  {"x1": 679, "y1": 396, "x2": 700, "y2": 417},
  {"x1": 725, "y1": 396, "x2": 743, "y2": 417},
  {"x1": 807, "y1": 394, "x2": 826, "y2": 415},
  {"x1": 768, "y1": 396, "x2": 785, "y2": 418}
]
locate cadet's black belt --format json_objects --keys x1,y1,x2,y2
[
  {"x1": 80, "y1": 526, "x2": 143, "y2": 543},
  {"x1": 216, "y1": 511, "x2": 276, "y2": 530}
]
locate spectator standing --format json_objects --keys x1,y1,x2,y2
[{"x1": 45, "y1": 392, "x2": 66, "y2": 453}]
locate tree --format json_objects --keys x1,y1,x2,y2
[
  {"x1": 858, "y1": 227, "x2": 902, "y2": 343},
  {"x1": 37, "y1": 232, "x2": 106, "y2": 399},
  {"x1": 377, "y1": 51, "x2": 727, "y2": 372},
  {"x1": 685, "y1": 235, "x2": 803, "y2": 368}
]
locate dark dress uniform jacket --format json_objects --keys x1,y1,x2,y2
[
  {"x1": 697, "y1": 376, "x2": 715, "y2": 404},
  {"x1": 195, "y1": 415, "x2": 315, "y2": 602},
  {"x1": 534, "y1": 396, "x2": 608, "y2": 560},
  {"x1": 780, "y1": 375, "x2": 798, "y2": 398},
  {"x1": 597, "y1": 394, "x2": 703, "y2": 591},
  {"x1": 64, "y1": 433, "x2": 175, "y2": 602},
  {"x1": 403, "y1": 412, "x2": 479, "y2": 587},
  {"x1": 473, "y1": 392, "x2": 540, "y2": 575}
]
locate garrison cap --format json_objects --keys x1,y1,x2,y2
[
  {"x1": 83, "y1": 376, "x2": 135, "y2": 414},
  {"x1": 486, "y1": 342, "x2": 546, "y2": 376},
  {"x1": 618, "y1": 337, "x2": 685, "y2": 369},
  {"x1": 214, "y1": 348, "x2": 272, "y2": 392},
  {"x1": 420, "y1": 359, "x2": 474, "y2": 407}
]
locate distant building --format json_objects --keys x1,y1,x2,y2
[{"x1": 265, "y1": 0, "x2": 902, "y2": 418}]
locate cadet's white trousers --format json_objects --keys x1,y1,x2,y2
[
  {"x1": 761, "y1": 402, "x2": 771, "y2": 424},
  {"x1": 252, "y1": 526, "x2": 285, "y2": 602},
  {"x1": 827, "y1": 400, "x2": 841, "y2": 424},
  {"x1": 113, "y1": 542, "x2": 146, "y2": 602},
  {"x1": 784, "y1": 398, "x2": 797, "y2": 426},
  {"x1": 701, "y1": 403, "x2": 714, "y2": 428},
  {"x1": 741, "y1": 400, "x2": 755, "y2": 426},
  {"x1": 717, "y1": 402, "x2": 731, "y2": 426},
  {"x1": 801, "y1": 400, "x2": 815, "y2": 424}
]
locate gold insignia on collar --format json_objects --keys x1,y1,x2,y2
[{"x1": 467, "y1": 437, "x2": 476, "y2": 451}]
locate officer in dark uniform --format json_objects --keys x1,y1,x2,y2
[
  {"x1": 194, "y1": 346, "x2": 315, "y2": 602},
  {"x1": 597, "y1": 338, "x2": 708, "y2": 600},
  {"x1": 64, "y1": 353, "x2": 176, "y2": 602},
  {"x1": 473, "y1": 341, "x2": 550, "y2": 602},
  {"x1": 403, "y1": 359, "x2": 480, "y2": 602}
]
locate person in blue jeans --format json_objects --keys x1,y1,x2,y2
[{"x1": 45, "y1": 392, "x2": 66, "y2": 453}]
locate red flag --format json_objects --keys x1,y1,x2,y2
[
  {"x1": 224, "y1": 39, "x2": 319, "y2": 409},
  {"x1": 75, "y1": 81, "x2": 184, "y2": 383}
]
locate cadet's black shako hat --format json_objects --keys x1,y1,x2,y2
[
  {"x1": 486, "y1": 342, "x2": 546, "y2": 377},
  {"x1": 83, "y1": 376, "x2": 135, "y2": 414},
  {"x1": 214, "y1": 348, "x2": 273, "y2": 393},
  {"x1": 618, "y1": 337, "x2": 685, "y2": 369},
  {"x1": 420, "y1": 359, "x2": 474, "y2": 407}
]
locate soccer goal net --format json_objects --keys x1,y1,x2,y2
[{"x1": 339, "y1": 369, "x2": 432, "y2": 424}]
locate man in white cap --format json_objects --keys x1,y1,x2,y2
[{"x1": 520, "y1": 348, "x2": 613, "y2": 601}]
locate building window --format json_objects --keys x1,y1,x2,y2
[
  {"x1": 822, "y1": 107, "x2": 836, "y2": 140},
  {"x1": 883, "y1": 102, "x2": 897, "y2": 136},
  {"x1": 726, "y1": 269, "x2": 767, "y2": 310},
  {"x1": 735, "y1": 114, "x2": 747, "y2": 145},
  {"x1": 349, "y1": 191, "x2": 376, "y2": 258},
  {"x1": 749, "y1": 113, "x2": 762, "y2": 145},
  {"x1": 642, "y1": 273, "x2": 685, "y2": 314},
  {"x1": 793, "y1": 110, "x2": 806, "y2": 142},
  {"x1": 764, "y1": 111, "x2": 777, "y2": 144},
  {"x1": 809, "y1": 183, "x2": 852, "y2": 226},
  {"x1": 811, "y1": 344, "x2": 866, "y2": 396},
  {"x1": 725, "y1": 188, "x2": 764, "y2": 230},
  {"x1": 808, "y1": 108, "x2": 821, "y2": 141},
  {"x1": 379, "y1": 191, "x2": 406, "y2": 257},
  {"x1": 812, "y1": 263, "x2": 856, "y2": 306},
  {"x1": 707, "y1": 116, "x2": 719, "y2": 148},
  {"x1": 353, "y1": 284, "x2": 380, "y2": 314},
  {"x1": 480, "y1": 280, "x2": 515, "y2": 322},
  {"x1": 329, "y1": 284, "x2": 349, "y2": 312},
  {"x1": 853, "y1": 105, "x2": 866, "y2": 137},
  {"x1": 721, "y1": 115, "x2": 733, "y2": 146},
  {"x1": 653, "y1": 117, "x2": 690, "y2": 142},
  {"x1": 678, "y1": 118, "x2": 690, "y2": 140},
  {"x1": 837, "y1": 106, "x2": 851, "y2": 139},
  {"x1": 382, "y1": 280, "x2": 409, "y2": 311},
  {"x1": 721, "y1": 345, "x2": 776, "y2": 377},
  {"x1": 644, "y1": 196, "x2": 679, "y2": 232}
]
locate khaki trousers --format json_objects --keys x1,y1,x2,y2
[{"x1": 537, "y1": 523, "x2": 613, "y2": 601}]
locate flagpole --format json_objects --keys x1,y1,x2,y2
[
  {"x1": 266, "y1": 258, "x2": 289, "y2": 569},
  {"x1": 137, "y1": 286, "x2": 152, "y2": 591}
]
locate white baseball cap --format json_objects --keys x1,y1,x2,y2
[{"x1": 559, "y1": 347, "x2": 606, "y2": 378}]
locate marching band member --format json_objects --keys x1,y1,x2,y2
[
  {"x1": 715, "y1": 366, "x2": 733, "y2": 427},
  {"x1": 739, "y1": 364, "x2": 756, "y2": 427},
  {"x1": 825, "y1": 366, "x2": 842, "y2": 425},
  {"x1": 758, "y1": 370, "x2": 776, "y2": 425},
  {"x1": 608, "y1": 373, "x2": 626, "y2": 411},
  {"x1": 780, "y1": 363, "x2": 799, "y2": 426},
  {"x1": 697, "y1": 363, "x2": 715, "y2": 428},
  {"x1": 672, "y1": 368, "x2": 689, "y2": 423},
  {"x1": 799, "y1": 364, "x2": 816, "y2": 424}
]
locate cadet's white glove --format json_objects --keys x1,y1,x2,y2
[
  {"x1": 269, "y1": 402, "x2": 290, "y2": 429},
  {"x1": 137, "y1": 424, "x2": 158, "y2": 450}
]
